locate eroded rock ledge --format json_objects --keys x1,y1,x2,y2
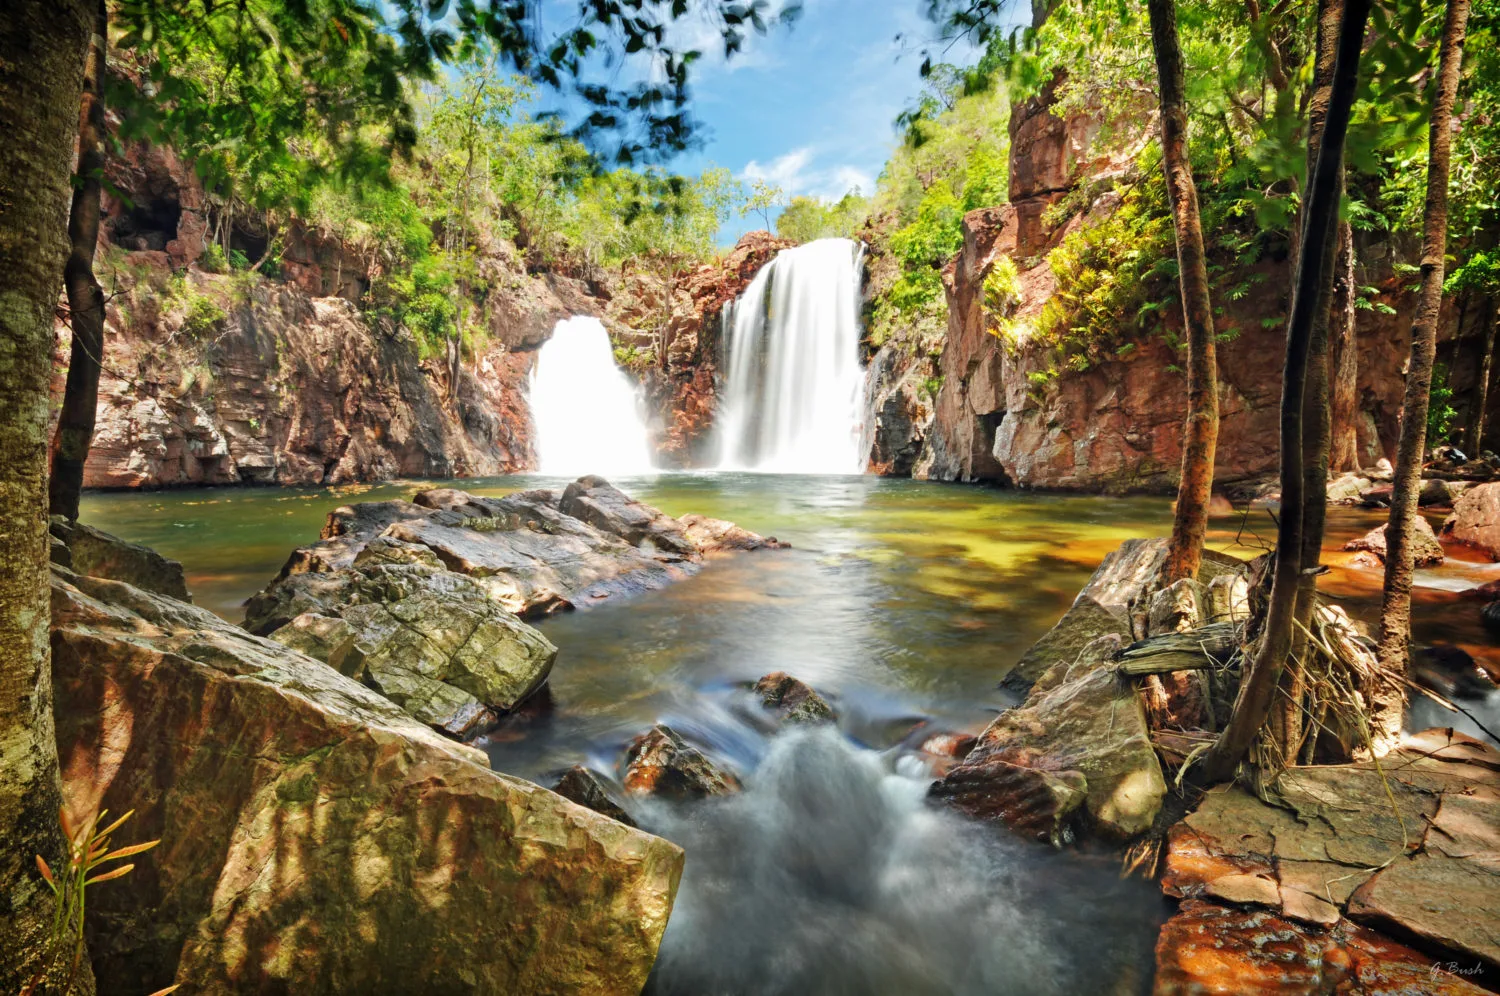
[{"x1": 244, "y1": 476, "x2": 785, "y2": 736}]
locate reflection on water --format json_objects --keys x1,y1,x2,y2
[{"x1": 78, "y1": 474, "x2": 1500, "y2": 991}]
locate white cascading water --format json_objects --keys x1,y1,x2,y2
[
  {"x1": 717, "y1": 238, "x2": 867, "y2": 474},
  {"x1": 530, "y1": 315, "x2": 655, "y2": 476}
]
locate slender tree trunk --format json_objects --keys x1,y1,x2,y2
[
  {"x1": 1149, "y1": 0, "x2": 1220, "y2": 584},
  {"x1": 1201, "y1": 0, "x2": 1372, "y2": 784},
  {"x1": 1373, "y1": 0, "x2": 1472, "y2": 744},
  {"x1": 0, "y1": 0, "x2": 94, "y2": 989},
  {"x1": 48, "y1": 0, "x2": 107, "y2": 522},
  {"x1": 1329, "y1": 222, "x2": 1360, "y2": 471},
  {"x1": 1472, "y1": 308, "x2": 1497, "y2": 454}
]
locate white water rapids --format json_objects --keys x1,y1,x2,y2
[
  {"x1": 717, "y1": 238, "x2": 867, "y2": 474},
  {"x1": 530, "y1": 315, "x2": 655, "y2": 476}
]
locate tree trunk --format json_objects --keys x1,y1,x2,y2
[
  {"x1": 1329, "y1": 222, "x2": 1360, "y2": 471},
  {"x1": 1472, "y1": 308, "x2": 1497, "y2": 454},
  {"x1": 1149, "y1": 0, "x2": 1220, "y2": 585},
  {"x1": 1201, "y1": 0, "x2": 1372, "y2": 784},
  {"x1": 48, "y1": 0, "x2": 107, "y2": 522},
  {"x1": 1373, "y1": 0, "x2": 1472, "y2": 744},
  {"x1": 0, "y1": 0, "x2": 94, "y2": 989}
]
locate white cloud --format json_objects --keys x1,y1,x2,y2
[{"x1": 740, "y1": 148, "x2": 871, "y2": 202}]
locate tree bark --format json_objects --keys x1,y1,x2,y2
[
  {"x1": 48, "y1": 0, "x2": 108, "y2": 522},
  {"x1": 1201, "y1": 0, "x2": 1372, "y2": 784},
  {"x1": 1149, "y1": 0, "x2": 1220, "y2": 585},
  {"x1": 0, "y1": 0, "x2": 94, "y2": 989},
  {"x1": 1472, "y1": 308, "x2": 1497, "y2": 454},
  {"x1": 1328, "y1": 221, "x2": 1360, "y2": 471},
  {"x1": 1373, "y1": 0, "x2": 1472, "y2": 744}
]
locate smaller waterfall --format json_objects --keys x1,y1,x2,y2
[
  {"x1": 530, "y1": 316, "x2": 654, "y2": 476},
  {"x1": 717, "y1": 238, "x2": 866, "y2": 474}
]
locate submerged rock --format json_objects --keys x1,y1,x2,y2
[
  {"x1": 623, "y1": 725, "x2": 741, "y2": 800},
  {"x1": 50, "y1": 518, "x2": 191, "y2": 601},
  {"x1": 51, "y1": 567, "x2": 682, "y2": 994},
  {"x1": 553, "y1": 765, "x2": 637, "y2": 828},
  {"x1": 754, "y1": 671, "x2": 835, "y2": 725},
  {"x1": 1343, "y1": 515, "x2": 1445, "y2": 567}
]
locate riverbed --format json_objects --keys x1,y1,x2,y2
[{"x1": 79, "y1": 473, "x2": 1500, "y2": 994}]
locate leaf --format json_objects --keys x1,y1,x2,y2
[
  {"x1": 85, "y1": 863, "x2": 136, "y2": 885},
  {"x1": 35, "y1": 854, "x2": 54, "y2": 886}
]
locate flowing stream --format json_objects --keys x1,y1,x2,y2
[
  {"x1": 530, "y1": 316, "x2": 655, "y2": 476},
  {"x1": 717, "y1": 239, "x2": 867, "y2": 473},
  {"x1": 79, "y1": 476, "x2": 1500, "y2": 994}
]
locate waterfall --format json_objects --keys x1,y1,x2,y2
[
  {"x1": 530, "y1": 316, "x2": 654, "y2": 476},
  {"x1": 717, "y1": 238, "x2": 867, "y2": 474}
]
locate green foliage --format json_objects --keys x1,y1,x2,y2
[
  {"x1": 374, "y1": 255, "x2": 458, "y2": 360},
  {"x1": 180, "y1": 291, "x2": 228, "y2": 339},
  {"x1": 743, "y1": 180, "x2": 786, "y2": 231},
  {"x1": 1429, "y1": 363, "x2": 1459, "y2": 444},
  {"x1": 776, "y1": 191, "x2": 869, "y2": 243},
  {"x1": 200, "y1": 244, "x2": 228, "y2": 274}
]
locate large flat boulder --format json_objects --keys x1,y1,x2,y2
[
  {"x1": 1344, "y1": 515, "x2": 1445, "y2": 566},
  {"x1": 1160, "y1": 729, "x2": 1500, "y2": 972},
  {"x1": 1443, "y1": 481, "x2": 1500, "y2": 560},
  {"x1": 52, "y1": 568, "x2": 681, "y2": 995},
  {"x1": 935, "y1": 633, "x2": 1166, "y2": 840},
  {"x1": 51, "y1": 518, "x2": 192, "y2": 601}
]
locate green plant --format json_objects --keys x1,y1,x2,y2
[
  {"x1": 199, "y1": 243, "x2": 228, "y2": 273},
  {"x1": 1428, "y1": 363, "x2": 1459, "y2": 444},
  {"x1": 24, "y1": 808, "x2": 172, "y2": 996},
  {"x1": 228, "y1": 247, "x2": 251, "y2": 271},
  {"x1": 181, "y1": 293, "x2": 227, "y2": 338}
]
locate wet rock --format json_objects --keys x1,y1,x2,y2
[
  {"x1": 1343, "y1": 515, "x2": 1445, "y2": 567},
  {"x1": 1153, "y1": 900, "x2": 1491, "y2": 996},
  {"x1": 678, "y1": 514, "x2": 788, "y2": 553},
  {"x1": 553, "y1": 766, "x2": 637, "y2": 828},
  {"x1": 754, "y1": 671, "x2": 836, "y2": 725},
  {"x1": 939, "y1": 633, "x2": 1165, "y2": 840},
  {"x1": 929, "y1": 752, "x2": 1087, "y2": 846},
  {"x1": 1443, "y1": 482, "x2": 1500, "y2": 560},
  {"x1": 623, "y1": 725, "x2": 741, "y2": 800},
  {"x1": 915, "y1": 729, "x2": 978, "y2": 760},
  {"x1": 1161, "y1": 729, "x2": 1500, "y2": 973},
  {"x1": 1483, "y1": 601, "x2": 1500, "y2": 636},
  {"x1": 861, "y1": 342, "x2": 936, "y2": 477},
  {"x1": 1326, "y1": 473, "x2": 1373, "y2": 504},
  {"x1": 559, "y1": 475, "x2": 697, "y2": 557},
  {"x1": 1413, "y1": 645, "x2": 1497, "y2": 701},
  {"x1": 51, "y1": 518, "x2": 191, "y2": 601},
  {"x1": 51, "y1": 567, "x2": 682, "y2": 993}
]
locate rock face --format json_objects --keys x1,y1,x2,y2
[
  {"x1": 50, "y1": 518, "x2": 191, "y2": 600},
  {"x1": 1443, "y1": 482, "x2": 1500, "y2": 560},
  {"x1": 861, "y1": 343, "x2": 936, "y2": 476},
  {"x1": 622, "y1": 725, "x2": 741, "y2": 800},
  {"x1": 1160, "y1": 728, "x2": 1500, "y2": 973},
  {"x1": 51, "y1": 567, "x2": 683, "y2": 994},
  {"x1": 246, "y1": 480, "x2": 782, "y2": 734},
  {"x1": 1344, "y1": 514, "x2": 1446, "y2": 566}
]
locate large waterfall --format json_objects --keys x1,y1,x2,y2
[
  {"x1": 530, "y1": 316, "x2": 654, "y2": 476},
  {"x1": 717, "y1": 238, "x2": 867, "y2": 474}
]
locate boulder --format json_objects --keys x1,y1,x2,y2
[
  {"x1": 1325, "y1": 473, "x2": 1372, "y2": 504},
  {"x1": 754, "y1": 671, "x2": 835, "y2": 725},
  {"x1": 1443, "y1": 482, "x2": 1500, "y2": 560},
  {"x1": 622, "y1": 725, "x2": 741, "y2": 800},
  {"x1": 1343, "y1": 515, "x2": 1445, "y2": 567},
  {"x1": 936, "y1": 633, "x2": 1166, "y2": 840},
  {"x1": 678, "y1": 514, "x2": 787, "y2": 553},
  {"x1": 51, "y1": 518, "x2": 191, "y2": 601},
  {"x1": 51, "y1": 568, "x2": 683, "y2": 994},
  {"x1": 1412, "y1": 645, "x2": 1497, "y2": 701},
  {"x1": 558, "y1": 476, "x2": 697, "y2": 557},
  {"x1": 1160, "y1": 729, "x2": 1500, "y2": 973},
  {"x1": 553, "y1": 766, "x2": 637, "y2": 828},
  {"x1": 1153, "y1": 900, "x2": 1490, "y2": 996}
]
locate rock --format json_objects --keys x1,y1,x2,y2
[
  {"x1": 268, "y1": 611, "x2": 364, "y2": 676},
  {"x1": 1343, "y1": 515, "x2": 1445, "y2": 566},
  {"x1": 1413, "y1": 645, "x2": 1497, "y2": 701},
  {"x1": 623, "y1": 725, "x2": 741, "y2": 800},
  {"x1": 51, "y1": 519, "x2": 191, "y2": 600},
  {"x1": 1161, "y1": 729, "x2": 1500, "y2": 973},
  {"x1": 929, "y1": 754, "x2": 1087, "y2": 846},
  {"x1": 1153, "y1": 900, "x2": 1491, "y2": 996},
  {"x1": 1360, "y1": 482, "x2": 1395, "y2": 507},
  {"x1": 1146, "y1": 578, "x2": 1205, "y2": 636},
  {"x1": 754, "y1": 671, "x2": 836, "y2": 725},
  {"x1": 1421, "y1": 476, "x2": 1458, "y2": 505},
  {"x1": 1204, "y1": 572, "x2": 1251, "y2": 624},
  {"x1": 677, "y1": 514, "x2": 787, "y2": 553},
  {"x1": 559, "y1": 476, "x2": 697, "y2": 557},
  {"x1": 1326, "y1": 473, "x2": 1373, "y2": 504},
  {"x1": 861, "y1": 343, "x2": 936, "y2": 476},
  {"x1": 1466, "y1": 578, "x2": 1500, "y2": 601},
  {"x1": 553, "y1": 766, "x2": 637, "y2": 828},
  {"x1": 1484, "y1": 601, "x2": 1500, "y2": 636},
  {"x1": 937, "y1": 633, "x2": 1166, "y2": 840},
  {"x1": 915, "y1": 729, "x2": 977, "y2": 759},
  {"x1": 1443, "y1": 482, "x2": 1500, "y2": 560},
  {"x1": 51, "y1": 567, "x2": 682, "y2": 994},
  {"x1": 1007, "y1": 595, "x2": 1129, "y2": 691}
]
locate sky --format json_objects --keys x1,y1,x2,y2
[{"x1": 640, "y1": 0, "x2": 987, "y2": 243}]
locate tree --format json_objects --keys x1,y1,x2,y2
[
  {"x1": 1147, "y1": 0, "x2": 1220, "y2": 584},
  {"x1": 743, "y1": 178, "x2": 785, "y2": 231},
  {"x1": 1201, "y1": 0, "x2": 1374, "y2": 784},
  {"x1": 48, "y1": 0, "x2": 107, "y2": 522},
  {"x1": 0, "y1": 0, "x2": 95, "y2": 988},
  {"x1": 1373, "y1": 0, "x2": 1473, "y2": 740}
]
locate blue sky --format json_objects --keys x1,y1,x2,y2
[{"x1": 648, "y1": 0, "x2": 985, "y2": 242}]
